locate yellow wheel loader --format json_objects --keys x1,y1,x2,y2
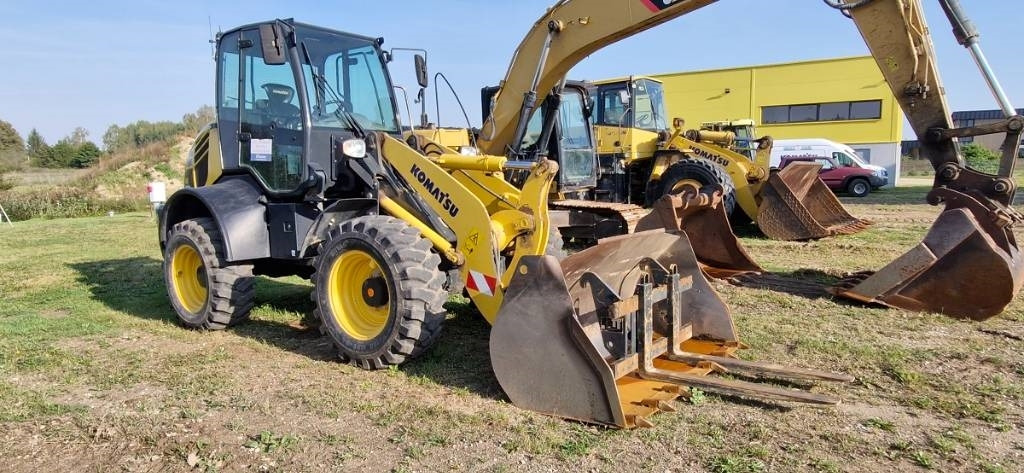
[
  {"x1": 473, "y1": 0, "x2": 1022, "y2": 321},
  {"x1": 163, "y1": 17, "x2": 851, "y2": 429},
  {"x1": 590, "y1": 77, "x2": 870, "y2": 241}
]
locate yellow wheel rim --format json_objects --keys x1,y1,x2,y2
[
  {"x1": 671, "y1": 178, "x2": 704, "y2": 195},
  {"x1": 171, "y1": 245, "x2": 208, "y2": 314},
  {"x1": 327, "y1": 249, "x2": 391, "y2": 341}
]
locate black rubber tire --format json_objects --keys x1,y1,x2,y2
[
  {"x1": 163, "y1": 218, "x2": 255, "y2": 330},
  {"x1": 846, "y1": 178, "x2": 871, "y2": 198},
  {"x1": 654, "y1": 156, "x2": 738, "y2": 216},
  {"x1": 312, "y1": 215, "x2": 447, "y2": 370}
]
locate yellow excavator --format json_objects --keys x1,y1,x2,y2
[
  {"x1": 160, "y1": 0, "x2": 1021, "y2": 429},
  {"x1": 588, "y1": 77, "x2": 871, "y2": 241},
  {"x1": 477, "y1": 0, "x2": 1022, "y2": 322}
]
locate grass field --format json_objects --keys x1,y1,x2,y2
[{"x1": 1, "y1": 186, "x2": 1022, "y2": 472}]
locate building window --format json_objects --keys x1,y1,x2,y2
[
  {"x1": 761, "y1": 99, "x2": 883, "y2": 124},
  {"x1": 850, "y1": 100, "x2": 882, "y2": 120}
]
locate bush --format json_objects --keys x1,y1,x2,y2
[
  {"x1": 961, "y1": 142, "x2": 1000, "y2": 174},
  {"x1": 0, "y1": 187, "x2": 146, "y2": 221}
]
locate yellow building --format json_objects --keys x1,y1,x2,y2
[{"x1": 647, "y1": 56, "x2": 902, "y2": 183}]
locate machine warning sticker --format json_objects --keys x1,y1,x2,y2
[
  {"x1": 251, "y1": 139, "x2": 273, "y2": 162},
  {"x1": 466, "y1": 270, "x2": 497, "y2": 297},
  {"x1": 640, "y1": 0, "x2": 683, "y2": 12}
]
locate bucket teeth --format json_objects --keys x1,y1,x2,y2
[{"x1": 641, "y1": 398, "x2": 678, "y2": 412}]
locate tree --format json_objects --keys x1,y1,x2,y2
[
  {"x1": 43, "y1": 139, "x2": 77, "y2": 168},
  {"x1": 71, "y1": 141, "x2": 102, "y2": 168},
  {"x1": 69, "y1": 127, "x2": 90, "y2": 146},
  {"x1": 0, "y1": 120, "x2": 24, "y2": 153},
  {"x1": 182, "y1": 105, "x2": 216, "y2": 133},
  {"x1": 26, "y1": 128, "x2": 49, "y2": 165}
]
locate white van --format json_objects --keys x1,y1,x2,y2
[{"x1": 770, "y1": 138, "x2": 889, "y2": 179}]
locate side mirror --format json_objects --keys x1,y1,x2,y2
[
  {"x1": 618, "y1": 90, "x2": 630, "y2": 106},
  {"x1": 414, "y1": 54, "x2": 429, "y2": 88},
  {"x1": 259, "y1": 24, "x2": 287, "y2": 66}
]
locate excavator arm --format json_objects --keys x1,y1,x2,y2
[
  {"x1": 829, "y1": 0, "x2": 1024, "y2": 319},
  {"x1": 845, "y1": 0, "x2": 1022, "y2": 205}
]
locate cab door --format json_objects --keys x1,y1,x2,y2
[
  {"x1": 555, "y1": 87, "x2": 597, "y2": 190},
  {"x1": 225, "y1": 26, "x2": 308, "y2": 193}
]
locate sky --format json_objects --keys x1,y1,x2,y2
[{"x1": 1, "y1": 0, "x2": 1020, "y2": 145}]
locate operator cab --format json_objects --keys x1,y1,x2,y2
[
  {"x1": 214, "y1": 20, "x2": 401, "y2": 197},
  {"x1": 593, "y1": 77, "x2": 668, "y2": 132},
  {"x1": 481, "y1": 82, "x2": 598, "y2": 192}
]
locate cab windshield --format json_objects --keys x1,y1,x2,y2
[
  {"x1": 732, "y1": 125, "x2": 757, "y2": 161},
  {"x1": 296, "y1": 26, "x2": 399, "y2": 133},
  {"x1": 632, "y1": 79, "x2": 668, "y2": 131}
]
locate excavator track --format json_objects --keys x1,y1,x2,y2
[{"x1": 552, "y1": 199, "x2": 649, "y2": 237}]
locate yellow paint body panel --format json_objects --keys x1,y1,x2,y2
[
  {"x1": 407, "y1": 128, "x2": 472, "y2": 151},
  {"x1": 186, "y1": 125, "x2": 223, "y2": 188},
  {"x1": 380, "y1": 134, "x2": 554, "y2": 324},
  {"x1": 594, "y1": 125, "x2": 660, "y2": 164}
]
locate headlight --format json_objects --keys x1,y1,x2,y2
[
  {"x1": 873, "y1": 169, "x2": 885, "y2": 177},
  {"x1": 342, "y1": 139, "x2": 367, "y2": 158},
  {"x1": 459, "y1": 146, "x2": 479, "y2": 156}
]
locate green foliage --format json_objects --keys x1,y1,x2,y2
[
  {"x1": 708, "y1": 455, "x2": 765, "y2": 473},
  {"x1": 961, "y1": 142, "x2": 1000, "y2": 173},
  {"x1": 103, "y1": 120, "x2": 185, "y2": 153},
  {"x1": 25, "y1": 128, "x2": 48, "y2": 164},
  {"x1": 0, "y1": 120, "x2": 24, "y2": 153},
  {"x1": 71, "y1": 142, "x2": 102, "y2": 168},
  {"x1": 182, "y1": 105, "x2": 216, "y2": 134},
  {"x1": 0, "y1": 187, "x2": 145, "y2": 221},
  {"x1": 244, "y1": 431, "x2": 299, "y2": 453}
]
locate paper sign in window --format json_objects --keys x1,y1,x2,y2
[{"x1": 251, "y1": 139, "x2": 273, "y2": 162}]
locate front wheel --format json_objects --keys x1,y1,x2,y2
[
  {"x1": 846, "y1": 178, "x2": 870, "y2": 198},
  {"x1": 653, "y1": 155, "x2": 737, "y2": 216},
  {"x1": 312, "y1": 216, "x2": 447, "y2": 370}
]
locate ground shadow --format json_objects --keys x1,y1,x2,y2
[{"x1": 69, "y1": 257, "x2": 504, "y2": 399}]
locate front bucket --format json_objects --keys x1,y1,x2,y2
[
  {"x1": 832, "y1": 188, "x2": 1024, "y2": 320},
  {"x1": 635, "y1": 188, "x2": 762, "y2": 279},
  {"x1": 757, "y1": 162, "x2": 872, "y2": 240},
  {"x1": 490, "y1": 231, "x2": 851, "y2": 428}
]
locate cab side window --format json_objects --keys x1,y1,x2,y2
[
  {"x1": 815, "y1": 158, "x2": 835, "y2": 170},
  {"x1": 597, "y1": 86, "x2": 631, "y2": 126}
]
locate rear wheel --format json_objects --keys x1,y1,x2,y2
[
  {"x1": 163, "y1": 218, "x2": 255, "y2": 330},
  {"x1": 312, "y1": 216, "x2": 447, "y2": 369},
  {"x1": 846, "y1": 178, "x2": 870, "y2": 197},
  {"x1": 654, "y1": 156, "x2": 737, "y2": 216}
]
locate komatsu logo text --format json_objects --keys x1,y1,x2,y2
[
  {"x1": 691, "y1": 147, "x2": 731, "y2": 169},
  {"x1": 410, "y1": 164, "x2": 460, "y2": 217}
]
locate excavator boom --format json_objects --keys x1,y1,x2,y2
[{"x1": 478, "y1": 0, "x2": 719, "y2": 156}]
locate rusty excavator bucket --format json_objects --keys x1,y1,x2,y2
[
  {"x1": 490, "y1": 231, "x2": 852, "y2": 428},
  {"x1": 635, "y1": 188, "x2": 762, "y2": 279},
  {"x1": 756, "y1": 162, "x2": 872, "y2": 241},
  {"x1": 832, "y1": 188, "x2": 1024, "y2": 320}
]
